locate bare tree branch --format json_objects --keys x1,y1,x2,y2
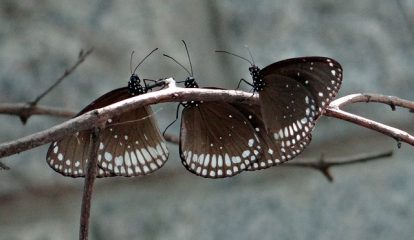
[
  {"x1": 328, "y1": 93, "x2": 414, "y2": 110},
  {"x1": 79, "y1": 127, "x2": 101, "y2": 240},
  {"x1": 0, "y1": 80, "x2": 412, "y2": 160},
  {"x1": 325, "y1": 93, "x2": 414, "y2": 146},
  {"x1": 0, "y1": 79, "x2": 256, "y2": 158},
  {"x1": 0, "y1": 103, "x2": 75, "y2": 118},
  {"x1": 282, "y1": 150, "x2": 393, "y2": 182}
]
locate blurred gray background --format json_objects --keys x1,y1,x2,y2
[{"x1": 1, "y1": 0, "x2": 414, "y2": 239}]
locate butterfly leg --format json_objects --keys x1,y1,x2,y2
[
  {"x1": 162, "y1": 103, "x2": 183, "y2": 136},
  {"x1": 144, "y1": 78, "x2": 166, "y2": 91},
  {"x1": 236, "y1": 78, "x2": 254, "y2": 90}
]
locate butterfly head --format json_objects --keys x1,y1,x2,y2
[
  {"x1": 248, "y1": 65, "x2": 265, "y2": 92},
  {"x1": 184, "y1": 76, "x2": 198, "y2": 88},
  {"x1": 128, "y1": 74, "x2": 146, "y2": 96}
]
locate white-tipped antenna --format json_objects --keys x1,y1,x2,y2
[
  {"x1": 132, "y1": 48, "x2": 159, "y2": 75},
  {"x1": 182, "y1": 40, "x2": 194, "y2": 77},
  {"x1": 215, "y1": 50, "x2": 253, "y2": 65},
  {"x1": 244, "y1": 45, "x2": 255, "y2": 65}
]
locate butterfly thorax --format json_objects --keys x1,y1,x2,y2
[
  {"x1": 183, "y1": 77, "x2": 201, "y2": 107},
  {"x1": 184, "y1": 77, "x2": 199, "y2": 88},
  {"x1": 249, "y1": 65, "x2": 265, "y2": 92},
  {"x1": 128, "y1": 74, "x2": 147, "y2": 96}
]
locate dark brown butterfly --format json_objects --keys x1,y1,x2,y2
[
  {"x1": 163, "y1": 41, "x2": 261, "y2": 178},
  {"x1": 216, "y1": 51, "x2": 342, "y2": 170},
  {"x1": 46, "y1": 49, "x2": 169, "y2": 178}
]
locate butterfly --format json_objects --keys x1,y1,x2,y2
[
  {"x1": 46, "y1": 49, "x2": 169, "y2": 177},
  {"x1": 163, "y1": 41, "x2": 261, "y2": 178},
  {"x1": 216, "y1": 50, "x2": 342, "y2": 169}
]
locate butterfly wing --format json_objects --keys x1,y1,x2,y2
[
  {"x1": 97, "y1": 106, "x2": 169, "y2": 176},
  {"x1": 233, "y1": 102, "x2": 311, "y2": 170},
  {"x1": 257, "y1": 57, "x2": 342, "y2": 144},
  {"x1": 47, "y1": 130, "x2": 114, "y2": 177},
  {"x1": 46, "y1": 88, "x2": 168, "y2": 177},
  {"x1": 259, "y1": 73, "x2": 317, "y2": 141},
  {"x1": 261, "y1": 57, "x2": 342, "y2": 117},
  {"x1": 180, "y1": 102, "x2": 261, "y2": 178}
]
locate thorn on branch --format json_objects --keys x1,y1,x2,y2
[
  {"x1": 395, "y1": 138, "x2": 402, "y2": 149},
  {"x1": 0, "y1": 161, "x2": 10, "y2": 170},
  {"x1": 317, "y1": 154, "x2": 334, "y2": 182},
  {"x1": 389, "y1": 102, "x2": 396, "y2": 111},
  {"x1": 365, "y1": 95, "x2": 371, "y2": 103}
]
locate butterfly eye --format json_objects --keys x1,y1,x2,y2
[{"x1": 129, "y1": 74, "x2": 140, "y2": 83}]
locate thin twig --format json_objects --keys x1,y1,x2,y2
[
  {"x1": 12, "y1": 48, "x2": 93, "y2": 124},
  {"x1": 325, "y1": 93, "x2": 414, "y2": 147},
  {"x1": 328, "y1": 93, "x2": 414, "y2": 110},
  {"x1": 0, "y1": 103, "x2": 75, "y2": 118},
  {"x1": 31, "y1": 48, "x2": 94, "y2": 106},
  {"x1": 79, "y1": 127, "x2": 101, "y2": 240},
  {"x1": 282, "y1": 150, "x2": 393, "y2": 182}
]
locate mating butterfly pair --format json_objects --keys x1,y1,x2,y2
[
  {"x1": 166, "y1": 42, "x2": 342, "y2": 178},
  {"x1": 46, "y1": 44, "x2": 342, "y2": 179}
]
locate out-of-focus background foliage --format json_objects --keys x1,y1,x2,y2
[{"x1": 1, "y1": 0, "x2": 414, "y2": 239}]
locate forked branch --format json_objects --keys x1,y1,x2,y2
[{"x1": 283, "y1": 150, "x2": 393, "y2": 182}]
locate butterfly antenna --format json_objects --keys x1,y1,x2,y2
[
  {"x1": 132, "y1": 48, "x2": 159, "y2": 75},
  {"x1": 245, "y1": 45, "x2": 255, "y2": 65},
  {"x1": 130, "y1": 50, "x2": 135, "y2": 75},
  {"x1": 215, "y1": 50, "x2": 253, "y2": 65},
  {"x1": 182, "y1": 40, "x2": 194, "y2": 77},
  {"x1": 163, "y1": 54, "x2": 192, "y2": 76}
]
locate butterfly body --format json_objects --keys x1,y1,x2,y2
[
  {"x1": 249, "y1": 65, "x2": 265, "y2": 92},
  {"x1": 128, "y1": 74, "x2": 146, "y2": 95}
]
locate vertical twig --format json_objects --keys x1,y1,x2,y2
[{"x1": 79, "y1": 127, "x2": 101, "y2": 240}]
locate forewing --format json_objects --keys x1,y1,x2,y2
[
  {"x1": 261, "y1": 57, "x2": 342, "y2": 117},
  {"x1": 180, "y1": 102, "x2": 261, "y2": 178}
]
